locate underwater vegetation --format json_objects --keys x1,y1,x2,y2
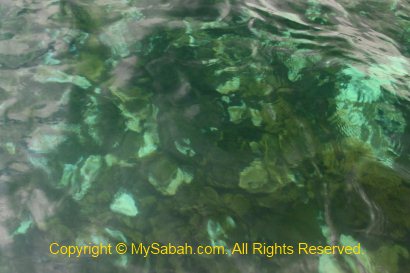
[{"x1": 0, "y1": 0, "x2": 410, "y2": 273}]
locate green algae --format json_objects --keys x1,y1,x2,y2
[
  {"x1": 77, "y1": 52, "x2": 106, "y2": 82},
  {"x1": 83, "y1": 96, "x2": 104, "y2": 145},
  {"x1": 371, "y1": 244, "x2": 409, "y2": 273},
  {"x1": 305, "y1": 0, "x2": 331, "y2": 24},
  {"x1": 60, "y1": 1, "x2": 101, "y2": 33}
]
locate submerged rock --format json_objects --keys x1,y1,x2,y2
[
  {"x1": 207, "y1": 219, "x2": 228, "y2": 247},
  {"x1": 207, "y1": 217, "x2": 236, "y2": 255},
  {"x1": 12, "y1": 218, "x2": 32, "y2": 236},
  {"x1": 239, "y1": 159, "x2": 269, "y2": 193},
  {"x1": 249, "y1": 108, "x2": 263, "y2": 127},
  {"x1": 174, "y1": 138, "x2": 196, "y2": 157},
  {"x1": 227, "y1": 103, "x2": 247, "y2": 124},
  {"x1": 0, "y1": 39, "x2": 49, "y2": 69},
  {"x1": 138, "y1": 131, "x2": 159, "y2": 158},
  {"x1": 27, "y1": 124, "x2": 67, "y2": 154},
  {"x1": 148, "y1": 157, "x2": 193, "y2": 196},
  {"x1": 59, "y1": 155, "x2": 103, "y2": 201},
  {"x1": 216, "y1": 77, "x2": 240, "y2": 94},
  {"x1": 110, "y1": 191, "x2": 139, "y2": 217},
  {"x1": 28, "y1": 189, "x2": 55, "y2": 230},
  {"x1": 105, "y1": 227, "x2": 128, "y2": 242},
  {"x1": 34, "y1": 67, "x2": 92, "y2": 89}
]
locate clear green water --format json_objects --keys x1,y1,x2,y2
[{"x1": 0, "y1": 0, "x2": 410, "y2": 272}]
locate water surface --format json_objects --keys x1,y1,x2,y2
[{"x1": 0, "y1": 0, "x2": 410, "y2": 272}]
